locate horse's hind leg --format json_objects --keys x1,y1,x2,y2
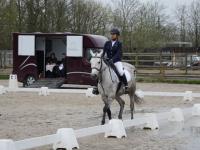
[
  {"x1": 116, "y1": 96, "x2": 125, "y2": 120},
  {"x1": 129, "y1": 94, "x2": 135, "y2": 120},
  {"x1": 107, "y1": 107, "x2": 112, "y2": 120},
  {"x1": 102, "y1": 105, "x2": 107, "y2": 125}
]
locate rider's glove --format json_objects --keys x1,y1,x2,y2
[{"x1": 109, "y1": 59, "x2": 113, "y2": 63}]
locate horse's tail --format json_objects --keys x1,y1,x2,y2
[
  {"x1": 134, "y1": 92, "x2": 143, "y2": 104},
  {"x1": 131, "y1": 68, "x2": 143, "y2": 104}
]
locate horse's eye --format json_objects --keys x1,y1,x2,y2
[{"x1": 98, "y1": 61, "x2": 101, "y2": 64}]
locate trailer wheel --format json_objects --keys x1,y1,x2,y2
[{"x1": 23, "y1": 75, "x2": 36, "y2": 87}]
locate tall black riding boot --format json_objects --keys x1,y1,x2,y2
[{"x1": 121, "y1": 74, "x2": 128, "y2": 90}]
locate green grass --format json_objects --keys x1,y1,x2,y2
[
  {"x1": 137, "y1": 77, "x2": 200, "y2": 84},
  {"x1": 0, "y1": 75, "x2": 9, "y2": 80}
]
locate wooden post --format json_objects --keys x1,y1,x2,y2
[
  {"x1": 0, "y1": 51, "x2": 2, "y2": 68},
  {"x1": 159, "y1": 49, "x2": 164, "y2": 77},
  {"x1": 3, "y1": 51, "x2": 6, "y2": 69},
  {"x1": 135, "y1": 52, "x2": 138, "y2": 67},
  {"x1": 184, "y1": 45, "x2": 188, "y2": 75}
]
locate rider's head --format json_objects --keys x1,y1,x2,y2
[{"x1": 110, "y1": 28, "x2": 120, "y2": 41}]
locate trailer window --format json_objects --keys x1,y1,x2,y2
[
  {"x1": 66, "y1": 36, "x2": 83, "y2": 57},
  {"x1": 18, "y1": 35, "x2": 35, "y2": 56}
]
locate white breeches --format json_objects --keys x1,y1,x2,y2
[{"x1": 114, "y1": 61, "x2": 124, "y2": 76}]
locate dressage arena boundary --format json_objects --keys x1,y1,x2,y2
[
  {"x1": 1, "y1": 74, "x2": 200, "y2": 100},
  {"x1": 1, "y1": 85, "x2": 200, "y2": 101},
  {"x1": 1, "y1": 105, "x2": 200, "y2": 150}
]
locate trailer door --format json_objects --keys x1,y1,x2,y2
[
  {"x1": 17, "y1": 35, "x2": 38, "y2": 83},
  {"x1": 66, "y1": 35, "x2": 85, "y2": 84}
]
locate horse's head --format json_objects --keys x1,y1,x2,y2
[{"x1": 90, "y1": 50, "x2": 103, "y2": 79}]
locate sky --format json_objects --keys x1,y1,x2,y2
[
  {"x1": 142, "y1": 0, "x2": 191, "y2": 16},
  {"x1": 100, "y1": 0, "x2": 192, "y2": 22}
]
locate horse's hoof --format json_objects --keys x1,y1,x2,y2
[
  {"x1": 118, "y1": 116, "x2": 122, "y2": 120},
  {"x1": 101, "y1": 121, "x2": 105, "y2": 125}
]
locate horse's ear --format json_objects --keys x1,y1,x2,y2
[
  {"x1": 99, "y1": 50, "x2": 103, "y2": 57},
  {"x1": 90, "y1": 50, "x2": 95, "y2": 57}
]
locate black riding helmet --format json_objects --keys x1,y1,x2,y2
[{"x1": 110, "y1": 28, "x2": 120, "y2": 35}]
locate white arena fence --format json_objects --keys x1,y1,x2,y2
[{"x1": 1, "y1": 105, "x2": 200, "y2": 150}]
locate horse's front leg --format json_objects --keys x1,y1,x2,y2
[
  {"x1": 116, "y1": 96, "x2": 125, "y2": 120},
  {"x1": 101, "y1": 105, "x2": 107, "y2": 125},
  {"x1": 101, "y1": 97, "x2": 112, "y2": 125},
  {"x1": 102, "y1": 104, "x2": 112, "y2": 125}
]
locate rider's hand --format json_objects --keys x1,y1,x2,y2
[{"x1": 109, "y1": 59, "x2": 113, "y2": 63}]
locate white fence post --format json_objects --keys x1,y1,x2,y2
[
  {"x1": 86, "y1": 88, "x2": 95, "y2": 97},
  {"x1": 168, "y1": 108, "x2": 184, "y2": 122},
  {"x1": 143, "y1": 113, "x2": 159, "y2": 130},
  {"x1": 183, "y1": 91, "x2": 193, "y2": 101},
  {"x1": 0, "y1": 85, "x2": 6, "y2": 95},
  {"x1": 53, "y1": 128, "x2": 79, "y2": 150},
  {"x1": 39, "y1": 87, "x2": 49, "y2": 96},
  {"x1": 0, "y1": 139, "x2": 16, "y2": 150},
  {"x1": 105, "y1": 119, "x2": 127, "y2": 138},
  {"x1": 192, "y1": 104, "x2": 200, "y2": 116},
  {"x1": 8, "y1": 74, "x2": 18, "y2": 90}
]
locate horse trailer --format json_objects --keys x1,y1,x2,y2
[{"x1": 12, "y1": 32, "x2": 108, "y2": 87}]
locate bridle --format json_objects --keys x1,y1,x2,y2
[
  {"x1": 91, "y1": 56, "x2": 104, "y2": 73},
  {"x1": 91, "y1": 56, "x2": 114, "y2": 82}
]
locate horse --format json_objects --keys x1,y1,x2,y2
[{"x1": 90, "y1": 50, "x2": 142, "y2": 125}]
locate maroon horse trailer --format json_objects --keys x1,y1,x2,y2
[{"x1": 12, "y1": 32, "x2": 108, "y2": 87}]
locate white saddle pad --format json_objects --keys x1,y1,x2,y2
[{"x1": 124, "y1": 69, "x2": 131, "y2": 82}]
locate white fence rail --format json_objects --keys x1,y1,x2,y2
[
  {"x1": 1, "y1": 74, "x2": 200, "y2": 100},
  {"x1": 15, "y1": 134, "x2": 57, "y2": 150},
  {"x1": 1, "y1": 85, "x2": 200, "y2": 101}
]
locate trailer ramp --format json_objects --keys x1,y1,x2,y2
[{"x1": 26, "y1": 78, "x2": 65, "y2": 88}]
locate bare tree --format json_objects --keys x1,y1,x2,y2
[
  {"x1": 112, "y1": 0, "x2": 140, "y2": 51},
  {"x1": 176, "y1": 4, "x2": 188, "y2": 42},
  {"x1": 189, "y1": 0, "x2": 200, "y2": 48}
]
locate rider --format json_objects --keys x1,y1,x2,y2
[{"x1": 92, "y1": 28, "x2": 128, "y2": 95}]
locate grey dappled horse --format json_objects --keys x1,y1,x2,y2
[{"x1": 90, "y1": 51, "x2": 142, "y2": 125}]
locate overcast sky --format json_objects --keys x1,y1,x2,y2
[{"x1": 100, "y1": 0, "x2": 192, "y2": 22}]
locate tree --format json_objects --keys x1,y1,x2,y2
[
  {"x1": 175, "y1": 4, "x2": 188, "y2": 42},
  {"x1": 112, "y1": 0, "x2": 140, "y2": 51},
  {"x1": 188, "y1": 0, "x2": 200, "y2": 48}
]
